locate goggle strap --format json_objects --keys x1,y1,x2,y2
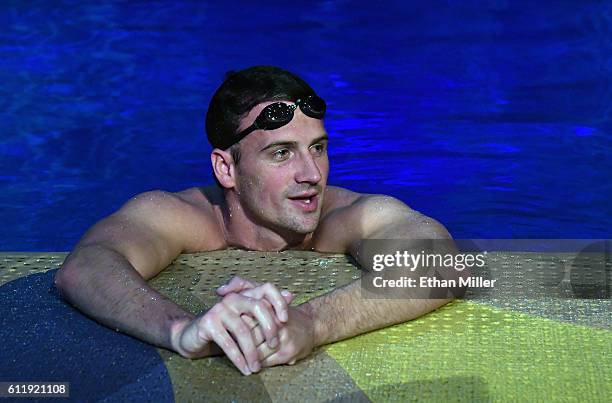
[{"x1": 227, "y1": 95, "x2": 325, "y2": 149}]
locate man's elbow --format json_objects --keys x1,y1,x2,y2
[
  {"x1": 421, "y1": 218, "x2": 453, "y2": 240},
  {"x1": 54, "y1": 256, "x2": 79, "y2": 299},
  {"x1": 427, "y1": 232, "x2": 471, "y2": 300},
  {"x1": 54, "y1": 246, "x2": 93, "y2": 298}
]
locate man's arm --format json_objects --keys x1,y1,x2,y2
[
  {"x1": 308, "y1": 195, "x2": 464, "y2": 346},
  {"x1": 245, "y1": 195, "x2": 466, "y2": 366},
  {"x1": 54, "y1": 190, "x2": 288, "y2": 375},
  {"x1": 55, "y1": 191, "x2": 201, "y2": 348}
]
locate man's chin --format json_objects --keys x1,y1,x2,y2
[
  {"x1": 279, "y1": 214, "x2": 320, "y2": 235},
  {"x1": 289, "y1": 219, "x2": 319, "y2": 235},
  {"x1": 292, "y1": 225, "x2": 317, "y2": 235}
]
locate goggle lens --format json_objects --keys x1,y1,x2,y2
[
  {"x1": 234, "y1": 95, "x2": 326, "y2": 147},
  {"x1": 300, "y1": 95, "x2": 326, "y2": 117}
]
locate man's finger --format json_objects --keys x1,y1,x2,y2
[
  {"x1": 221, "y1": 312, "x2": 260, "y2": 373},
  {"x1": 206, "y1": 321, "x2": 251, "y2": 376},
  {"x1": 223, "y1": 293, "x2": 281, "y2": 353},
  {"x1": 250, "y1": 299, "x2": 281, "y2": 348},
  {"x1": 241, "y1": 314, "x2": 266, "y2": 346},
  {"x1": 240, "y1": 283, "x2": 293, "y2": 322},
  {"x1": 217, "y1": 276, "x2": 258, "y2": 295},
  {"x1": 260, "y1": 348, "x2": 289, "y2": 368},
  {"x1": 256, "y1": 337, "x2": 279, "y2": 362}
]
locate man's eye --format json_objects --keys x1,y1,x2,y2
[
  {"x1": 273, "y1": 149, "x2": 291, "y2": 160},
  {"x1": 311, "y1": 143, "x2": 326, "y2": 155}
]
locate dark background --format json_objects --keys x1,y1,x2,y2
[{"x1": 1, "y1": 0, "x2": 610, "y2": 251}]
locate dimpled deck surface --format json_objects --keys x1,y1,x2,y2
[{"x1": 0, "y1": 250, "x2": 610, "y2": 402}]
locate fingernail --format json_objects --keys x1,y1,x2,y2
[
  {"x1": 281, "y1": 290, "x2": 291, "y2": 297},
  {"x1": 268, "y1": 337, "x2": 279, "y2": 348},
  {"x1": 250, "y1": 362, "x2": 261, "y2": 372}
]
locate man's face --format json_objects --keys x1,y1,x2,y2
[{"x1": 232, "y1": 100, "x2": 329, "y2": 235}]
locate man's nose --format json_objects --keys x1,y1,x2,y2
[{"x1": 295, "y1": 152, "x2": 322, "y2": 184}]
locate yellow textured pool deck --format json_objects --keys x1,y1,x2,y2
[{"x1": 0, "y1": 250, "x2": 610, "y2": 402}]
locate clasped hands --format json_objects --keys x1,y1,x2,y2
[{"x1": 170, "y1": 276, "x2": 315, "y2": 375}]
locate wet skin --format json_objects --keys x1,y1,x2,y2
[
  {"x1": 57, "y1": 100, "x2": 455, "y2": 376},
  {"x1": 168, "y1": 101, "x2": 454, "y2": 374}
]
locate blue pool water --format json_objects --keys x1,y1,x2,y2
[{"x1": 1, "y1": 1, "x2": 611, "y2": 251}]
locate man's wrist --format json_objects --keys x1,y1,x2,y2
[
  {"x1": 169, "y1": 317, "x2": 193, "y2": 357},
  {"x1": 299, "y1": 300, "x2": 327, "y2": 347}
]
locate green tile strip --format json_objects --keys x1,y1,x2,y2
[{"x1": 2, "y1": 250, "x2": 610, "y2": 402}]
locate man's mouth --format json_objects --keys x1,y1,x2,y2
[{"x1": 288, "y1": 193, "x2": 319, "y2": 212}]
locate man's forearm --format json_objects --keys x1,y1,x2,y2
[
  {"x1": 304, "y1": 236, "x2": 465, "y2": 346},
  {"x1": 303, "y1": 278, "x2": 450, "y2": 346},
  {"x1": 55, "y1": 244, "x2": 196, "y2": 352}
]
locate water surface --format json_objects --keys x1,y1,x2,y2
[{"x1": 1, "y1": 0, "x2": 610, "y2": 251}]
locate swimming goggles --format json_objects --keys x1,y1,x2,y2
[{"x1": 234, "y1": 95, "x2": 326, "y2": 143}]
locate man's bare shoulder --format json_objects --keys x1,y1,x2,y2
[
  {"x1": 121, "y1": 187, "x2": 226, "y2": 252},
  {"x1": 174, "y1": 186, "x2": 221, "y2": 209},
  {"x1": 320, "y1": 186, "x2": 363, "y2": 215},
  {"x1": 124, "y1": 187, "x2": 212, "y2": 215},
  {"x1": 314, "y1": 187, "x2": 449, "y2": 252},
  {"x1": 313, "y1": 186, "x2": 374, "y2": 252},
  {"x1": 321, "y1": 186, "x2": 414, "y2": 221}
]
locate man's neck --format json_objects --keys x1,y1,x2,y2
[{"x1": 215, "y1": 190, "x2": 312, "y2": 252}]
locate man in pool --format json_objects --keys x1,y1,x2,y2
[{"x1": 55, "y1": 65, "x2": 463, "y2": 376}]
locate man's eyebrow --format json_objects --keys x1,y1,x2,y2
[
  {"x1": 260, "y1": 134, "x2": 329, "y2": 152},
  {"x1": 310, "y1": 134, "x2": 329, "y2": 146},
  {"x1": 260, "y1": 141, "x2": 297, "y2": 152}
]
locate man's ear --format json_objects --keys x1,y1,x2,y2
[{"x1": 211, "y1": 149, "x2": 236, "y2": 188}]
